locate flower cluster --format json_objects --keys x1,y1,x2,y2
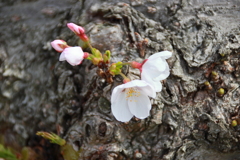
[{"x1": 51, "y1": 23, "x2": 172, "y2": 122}]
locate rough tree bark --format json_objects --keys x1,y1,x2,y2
[{"x1": 0, "y1": 0, "x2": 240, "y2": 159}]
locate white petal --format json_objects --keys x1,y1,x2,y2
[
  {"x1": 154, "y1": 58, "x2": 167, "y2": 72},
  {"x1": 143, "y1": 57, "x2": 166, "y2": 72},
  {"x1": 62, "y1": 47, "x2": 84, "y2": 66},
  {"x1": 154, "y1": 68, "x2": 170, "y2": 81},
  {"x1": 152, "y1": 81, "x2": 162, "y2": 92},
  {"x1": 111, "y1": 84, "x2": 126, "y2": 103},
  {"x1": 141, "y1": 72, "x2": 162, "y2": 92},
  {"x1": 59, "y1": 52, "x2": 66, "y2": 61},
  {"x1": 148, "y1": 51, "x2": 172, "y2": 60},
  {"x1": 142, "y1": 67, "x2": 160, "y2": 80},
  {"x1": 125, "y1": 80, "x2": 156, "y2": 98},
  {"x1": 111, "y1": 87, "x2": 133, "y2": 122},
  {"x1": 123, "y1": 80, "x2": 156, "y2": 97},
  {"x1": 121, "y1": 79, "x2": 146, "y2": 88},
  {"x1": 127, "y1": 79, "x2": 156, "y2": 98},
  {"x1": 128, "y1": 91, "x2": 152, "y2": 119},
  {"x1": 137, "y1": 83, "x2": 156, "y2": 98},
  {"x1": 141, "y1": 53, "x2": 170, "y2": 92}
]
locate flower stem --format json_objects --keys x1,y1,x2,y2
[
  {"x1": 86, "y1": 41, "x2": 94, "y2": 53},
  {"x1": 119, "y1": 72, "x2": 131, "y2": 83},
  {"x1": 121, "y1": 62, "x2": 131, "y2": 65}
]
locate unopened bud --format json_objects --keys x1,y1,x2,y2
[
  {"x1": 67, "y1": 23, "x2": 85, "y2": 35},
  {"x1": 220, "y1": 53, "x2": 225, "y2": 57},
  {"x1": 103, "y1": 50, "x2": 111, "y2": 63},
  {"x1": 83, "y1": 52, "x2": 89, "y2": 59},
  {"x1": 204, "y1": 81, "x2": 212, "y2": 90},
  {"x1": 211, "y1": 71, "x2": 219, "y2": 81},
  {"x1": 92, "y1": 57, "x2": 101, "y2": 65},
  {"x1": 217, "y1": 88, "x2": 225, "y2": 97},
  {"x1": 109, "y1": 63, "x2": 117, "y2": 75},
  {"x1": 232, "y1": 120, "x2": 238, "y2": 127},
  {"x1": 92, "y1": 48, "x2": 102, "y2": 58},
  {"x1": 67, "y1": 23, "x2": 89, "y2": 42},
  {"x1": 51, "y1": 40, "x2": 69, "y2": 52},
  {"x1": 109, "y1": 62, "x2": 122, "y2": 76}
]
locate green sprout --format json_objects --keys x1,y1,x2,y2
[{"x1": 36, "y1": 132, "x2": 66, "y2": 146}]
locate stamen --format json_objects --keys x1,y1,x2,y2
[{"x1": 125, "y1": 88, "x2": 141, "y2": 102}]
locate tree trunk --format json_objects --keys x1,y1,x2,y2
[{"x1": 0, "y1": 0, "x2": 240, "y2": 159}]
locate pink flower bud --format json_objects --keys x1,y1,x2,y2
[
  {"x1": 67, "y1": 23, "x2": 85, "y2": 35},
  {"x1": 51, "y1": 40, "x2": 69, "y2": 52},
  {"x1": 67, "y1": 23, "x2": 89, "y2": 42},
  {"x1": 80, "y1": 34, "x2": 89, "y2": 42},
  {"x1": 83, "y1": 52, "x2": 89, "y2": 59}
]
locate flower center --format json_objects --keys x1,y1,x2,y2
[{"x1": 125, "y1": 88, "x2": 141, "y2": 102}]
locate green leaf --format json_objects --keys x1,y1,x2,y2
[{"x1": 0, "y1": 144, "x2": 18, "y2": 160}]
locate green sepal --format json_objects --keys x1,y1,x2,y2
[
  {"x1": 109, "y1": 62, "x2": 123, "y2": 76},
  {"x1": 60, "y1": 143, "x2": 80, "y2": 160},
  {"x1": 86, "y1": 54, "x2": 94, "y2": 60},
  {"x1": 103, "y1": 50, "x2": 111, "y2": 63},
  {"x1": 91, "y1": 48, "x2": 102, "y2": 58},
  {"x1": 77, "y1": 40, "x2": 88, "y2": 49}
]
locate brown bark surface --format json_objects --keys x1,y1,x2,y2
[{"x1": 0, "y1": 0, "x2": 240, "y2": 159}]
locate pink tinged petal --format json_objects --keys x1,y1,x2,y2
[
  {"x1": 51, "y1": 40, "x2": 66, "y2": 52},
  {"x1": 111, "y1": 86, "x2": 133, "y2": 122},
  {"x1": 148, "y1": 51, "x2": 172, "y2": 60},
  {"x1": 67, "y1": 23, "x2": 80, "y2": 34},
  {"x1": 61, "y1": 47, "x2": 84, "y2": 66},
  {"x1": 127, "y1": 90, "x2": 152, "y2": 119},
  {"x1": 67, "y1": 23, "x2": 85, "y2": 35}
]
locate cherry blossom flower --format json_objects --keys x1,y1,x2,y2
[
  {"x1": 141, "y1": 51, "x2": 172, "y2": 92},
  {"x1": 111, "y1": 80, "x2": 156, "y2": 122},
  {"x1": 59, "y1": 47, "x2": 86, "y2": 66},
  {"x1": 51, "y1": 40, "x2": 69, "y2": 52}
]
